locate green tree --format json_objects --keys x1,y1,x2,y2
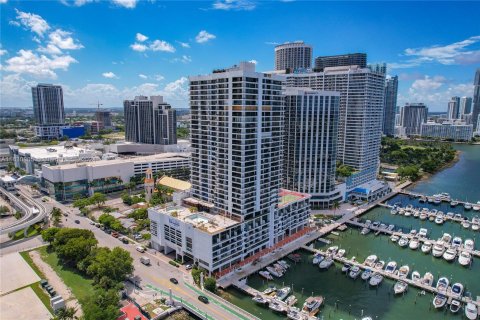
[
  {"x1": 52, "y1": 228, "x2": 98, "y2": 265},
  {"x1": 98, "y1": 214, "x2": 123, "y2": 231},
  {"x1": 169, "y1": 310, "x2": 191, "y2": 320},
  {"x1": 332, "y1": 200, "x2": 340, "y2": 214},
  {"x1": 72, "y1": 198, "x2": 91, "y2": 210},
  {"x1": 41, "y1": 227, "x2": 61, "y2": 243},
  {"x1": 50, "y1": 307, "x2": 77, "y2": 320},
  {"x1": 86, "y1": 247, "x2": 134, "y2": 289},
  {"x1": 82, "y1": 288, "x2": 120, "y2": 320},
  {"x1": 51, "y1": 207, "x2": 62, "y2": 226},
  {"x1": 127, "y1": 208, "x2": 147, "y2": 220},
  {"x1": 90, "y1": 192, "x2": 107, "y2": 208},
  {"x1": 204, "y1": 277, "x2": 216, "y2": 292},
  {"x1": 397, "y1": 165, "x2": 420, "y2": 181}
]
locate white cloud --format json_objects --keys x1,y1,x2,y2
[
  {"x1": 154, "y1": 74, "x2": 164, "y2": 81},
  {"x1": 0, "y1": 45, "x2": 7, "y2": 56},
  {"x1": 3, "y1": 49, "x2": 77, "y2": 79},
  {"x1": 138, "y1": 74, "x2": 148, "y2": 79},
  {"x1": 212, "y1": 0, "x2": 256, "y2": 11},
  {"x1": 265, "y1": 41, "x2": 279, "y2": 45},
  {"x1": 0, "y1": 74, "x2": 38, "y2": 107},
  {"x1": 162, "y1": 77, "x2": 188, "y2": 102},
  {"x1": 248, "y1": 59, "x2": 258, "y2": 65},
  {"x1": 48, "y1": 29, "x2": 83, "y2": 50},
  {"x1": 0, "y1": 0, "x2": 8, "y2": 4},
  {"x1": 172, "y1": 55, "x2": 192, "y2": 64},
  {"x1": 195, "y1": 30, "x2": 216, "y2": 44},
  {"x1": 37, "y1": 44, "x2": 63, "y2": 55},
  {"x1": 150, "y1": 40, "x2": 175, "y2": 52},
  {"x1": 112, "y1": 0, "x2": 137, "y2": 8},
  {"x1": 390, "y1": 35, "x2": 480, "y2": 69},
  {"x1": 102, "y1": 71, "x2": 117, "y2": 79},
  {"x1": 136, "y1": 33, "x2": 148, "y2": 42},
  {"x1": 13, "y1": 9, "x2": 50, "y2": 37},
  {"x1": 176, "y1": 41, "x2": 190, "y2": 48},
  {"x1": 130, "y1": 43, "x2": 148, "y2": 52}
]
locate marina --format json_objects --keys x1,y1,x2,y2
[{"x1": 221, "y1": 144, "x2": 480, "y2": 320}]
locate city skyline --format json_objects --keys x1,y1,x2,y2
[{"x1": 1, "y1": 1, "x2": 480, "y2": 111}]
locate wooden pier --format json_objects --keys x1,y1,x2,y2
[{"x1": 302, "y1": 246, "x2": 480, "y2": 308}]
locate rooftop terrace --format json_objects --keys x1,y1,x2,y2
[{"x1": 278, "y1": 189, "x2": 310, "y2": 208}]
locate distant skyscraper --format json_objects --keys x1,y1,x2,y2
[
  {"x1": 95, "y1": 109, "x2": 112, "y2": 128},
  {"x1": 283, "y1": 88, "x2": 342, "y2": 209},
  {"x1": 369, "y1": 63, "x2": 387, "y2": 74},
  {"x1": 274, "y1": 41, "x2": 312, "y2": 71},
  {"x1": 401, "y1": 103, "x2": 428, "y2": 136},
  {"x1": 459, "y1": 96, "x2": 473, "y2": 116},
  {"x1": 383, "y1": 76, "x2": 398, "y2": 136},
  {"x1": 32, "y1": 84, "x2": 65, "y2": 125},
  {"x1": 285, "y1": 65, "x2": 385, "y2": 187},
  {"x1": 124, "y1": 96, "x2": 177, "y2": 145},
  {"x1": 314, "y1": 53, "x2": 367, "y2": 71},
  {"x1": 472, "y1": 69, "x2": 480, "y2": 130},
  {"x1": 447, "y1": 96, "x2": 461, "y2": 119}
]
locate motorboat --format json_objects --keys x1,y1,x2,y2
[
  {"x1": 398, "y1": 265, "x2": 410, "y2": 278},
  {"x1": 341, "y1": 263, "x2": 352, "y2": 273},
  {"x1": 420, "y1": 212, "x2": 427, "y2": 220},
  {"x1": 435, "y1": 216, "x2": 444, "y2": 225},
  {"x1": 429, "y1": 215, "x2": 435, "y2": 222},
  {"x1": 275, "y1": 287, "x2": 291, "y2": 301},
  {"x1": 390, "y1": 234, "x2": 400, "y2": 242},
  {"x1": 269, "y1": 299, "x2": 286, "y2": 313},
  {"x1": 266, "y1": 266, "x2": 283, "y2": 278},
  {"x1": 422, "y1": 272, "x2": 434, "y2": 286},
  {"x1": 458, "y1": 251, "x2": 472, "y2": 266},
  {"x1": 465, "y1": 302, "x2": 478, "y2": 320},
  {"x1": 446, "y1": 212, "x2": 454, "y2": 219},
  {"x1": 398, "y1": 237, "x2": 409, "y2": 248},
  {"x1": 442, "y1": 248, "x2": 457, "y2": 262},
  {"x1": 252, "y1": 294, "x2": 269, "y2": 305},
  {"x1": 302, "y1": 296, "x2": 324, "y2": 316},
  {"x1": 464, "y1": 239, "x2": 475, "y2": 251},
  {"x1": 319, "y1": 257, "x2": 334, "y2": 270},
  {"x1": 433, "y1": 197, "x2": 441, "y2": 205},
  {"x1": 409, "y1": 229, "x2": 417, "y2": 236},
  {"x1": 387, "y1": 224, "x2": 395, "y2": 231},
  {"x1": 454, "y1": 213, "x2": 462, "y2": 220},
  {"x1": 451, "y1": 282, "x2": 464, "y2": 297},
  {"x1": 312, "y1": 253, "x2": 324, "y2": 265},
  {"x1": 369, "y1": 273, "x2": 383, "y2": 286},
  {"x1": 326, "y1": 246, "x2": 339, "y2": 255},
  {"x1": 421, "y1": 241, "x2": 432, "y2": 253},
  {"x1": 464, "y1": 202, "x2": 472, "y2": 210},
  {"x1": 286, "y1": 307, "x2": 303, "y2": 320},
  {"x1": 259, "y1": 271, "x2": 274, "y2": 280},
  {"x1": 404, "y1": 210, "x2": 412, "y2": 217},
  {"x1": 336, "y1": 249, "x2": 346, "y2": 258},
  {"x1": 473, "y1": 202, "x2": 480, "y2": 211},
  {"x1": 285, "y1": 295, "x2": 297, "y2": 306},
  {"x1": 411, "y1": 270, "x2": 421, "y2": 282},
  {"x1": 278, "y1": 260, "x2": 290, "y2": 270},
  {"x1": 450, "y1": 300, "x2": 461, "y2": 313},
  {"x1": 385, "y1": 261, "x2": 397, "y2": 274},
  {"x1": 441, "y1": 233, "x2": 452, "y2": 244},
  {"x1": 380, "y1": 223, "x2": 387, "y2": 230},
  {"x1": 462, "y1": 221, "x2": 471, "y2": 229},
  {"x1": 418, "y1": 228, "x2": 428, "y2": 237},
  {"x1": 374, "y1": 260, "x2": 385, "y2": 269},
  {"x1": 450, "y1": 200, "x2": 459, "y2": 207},
  {"x1": 472, "y1": 223, "x2": 479, "y2": 231},
  {"x1": 349, "y1": 266, "x2": 361, "y2": 279},
  {"x1": 390, "y1": 208, "x2": 398, "y2": 215},
  {"x1": 432, "y1": 243, "x2": 446, "y2": 257},
  {"x1": 372, "y1": 221, "x2": 380, "y2": 228},
  {"x1": 365, "y1": 220, "x2": 372, "y2": 227},
  {"x1": 430, "y1": 208, "x2": 438, "y2": 215},
  {"x1": 263, "y1": 286, "x2": 277, "y2": 295},
  {"x1": 361, "y1": 268, "x2": 373, "y2": 280},
  {"x1": 452, "y1": 237, "x2": 462, "y2": 248},
  {"x1": 364, "y1": 255, "x2": 378, "y2": 267},
  {"x1": 406, "y1": 204, "x2": 413, "y2": 211},
  {"x1": 274, "y1": 263, "x2": 286, "y2": 273},
  {"x1": 393, "y1": 281, "x2": 408, "y2": 294},
  {"x1": 409, "y1": 238, "x2": 420, "y2": 250},
  {"x1": 433, "y1": 294, "x2": 447, "y2": 309},
  {"x1": 419, "y1": 196, "x2": 427, "y2": 203},
  {"x1": 413, "y1": 210, "x2": 420, "y2": 218},
  {"x1": 361, "y1": 227, "x2": 371, "y2": 235},
  {"x1": 436, "y1": 277, "x2": 449, "y2": 292},
  {"x1": 428, "y1": 197, "x2": 434, "y2": 203}
]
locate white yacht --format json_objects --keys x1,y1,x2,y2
[
  {"x1": 252, "y1": 294, "x2": 269, "y2": 305},
  {"x1": 286, "y1": 307, "x2": 303, "y2": 320},
  {"x1": 421, "y1": 241, "x2": 433, "y2": 253},
  {"x1": 433, "y1": 197, "x2": 441, "y2": 205},
  {"x1": 385, "y1": 261, "x2": 397, "y2": 274},
  {"x1": 442, "y1": 248, "x2": 457, "y2": 262},
  {"x1": 418, "y1": 228, "x2": 428, "y2": 238},
  {"x1": 451, "y1": 236, "x2": 462, "y2": 248},
  {"x1": 462, "y1": 220, "x2": 471, "y2": 229},
  {"x1": 336, "y1": 249, "x2": 346, "y2": 258},
  {"x1": 451, "y1": 282, "x2": 464, "y2": 298},
  {"x1": 312, "y1": 253, "x2": 324, "y2": 265},
  {"x1": 390, "y1": 208, "x2": 397, "y2": 215},
  {"x1": 369, "y1": 273, "x2": 383, "y2": 286},
  {"x1": 302, "y1": 296, "x2": 324, "y2": 316},
  {"x1": 441, "y1": 233, "x2": 452, "y2": 244},
  {"x1": 278, "y1": 260, "x2": 290, "y2": 270},
  {"x1": 269, "y1": 299, "x2": 286, "y2": 313},
  {"x1": 318, "y1": 257, "x2": 334, "y2": 270},
  {"x1": 390, "y1": 234, "x2": 400, "y2": 242},
  {"x1": 473, "y1": 202, "x2": 480, "y2": 211},
  {"x1": 342, "y1": 263, "x2": 352, "y2": 273},
  {"x1": 465, "y1": 302, "x2": 478, "y2": 320},
  {"x1": 450, "y1": 300, "x2": 461, "y2": 313},
  {"x1": 326, "y1": 246, "x2": 339, "y2": 255},
  {"x1": 393, "y1": 281, "x2": 408, "y2": 294},
  {"x1": 259, "y1": 271, "x2": 273, "y2": 280},
  {"x1": 387, "y1": 224, "x2": 395, "y2": 231},
  {"x1": 458, "y1": 251, "x2": 472, "y2": 266},
  {"x1": 364, "y1": 255, "x2": 378, "y2": 267},
  {"x1": 436, "y1": 277, "x2": 449, "y2": 292},
  {"x1": 435, "y1": 216, "x2": 444, "y2": 225},
  {"x1": 422, "y1": 272, "x2": 434, "y2": 286},
  {"x1": 266, "y1": 266, "x2": 283, "y2": 277},
  {"x1": 464, "y1": 202, "x2": 472, "y2": 210},
  {"x1": 275, "y1": 287, "x2": 291, "y2": 301},
  {"x1": 432, "y1": 242, "x2": 446, "y2": 257},
  {"x1": 398, "y1": 265, "x2": 410, "y2": 278},
  {"x1": 361, "y1": 268, "x2": 373, "y2": 280},
  {"x1": 450, "y1": 200, "x2": 459, "y2": 207},
  {"x1": 409, "y1": 238, "x2": 420, "y2": 250},
  {"x1": 263, "y1": 286, "x2": 277, "y2": 295},
  {"x1": 285, "y1": 295, "x2": 297, "y2": 306},
  {"x1": 411, "y1": 271, "x2": 421, "y2": 282},
  {"x1": 361, "y1": 227, "x2": 371, "y2": 235},
  {"x1": 398, "y1": 237, "x2": 409, "y2": 248},
  {"x1": 464, "y1": 239, "x2": 475, "y2": 251},
  {"x1": 433, "y1": 294, "x2": 447, "y2": 309},
  {"x1": 454, "y1": 213, "x2": 463, "y2": 220},
  {"x1": 419, "y1": 212, "x2": 428, "y2": 220},
  {"x1": 374, "y1": 260, "x2": 385, "y2": 269},
  {"x1": 349, "y1": 266, "x2": 361, "y2": 279}
]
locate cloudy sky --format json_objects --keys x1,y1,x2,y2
[{"x1": 1, "y1": 0, "x2": 479, "y2": 111}]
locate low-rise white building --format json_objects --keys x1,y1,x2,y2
[
  {"x1": 420, "y1": 121, "x2": 473, "y2": 141},
  {"x1": 148, "y1": 189, "x2": 310, "y2": 274},
  {"x1": 41, "y1": 153, "x2": 191, "y2": 201}
]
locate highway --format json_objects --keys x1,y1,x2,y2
[{"x1": 22, "y1": 189, "x2": 258, "y2": 320}]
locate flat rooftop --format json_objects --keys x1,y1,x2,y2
[
  {"x1": 16, "y1": 145, "x2": 96, "y2": 161},
  {"x1": 278, "y1": 189, "x2": 310, "y2": 208},
  {"x1": 153, "y1": 204, "x2": 238, "y2": 233}
]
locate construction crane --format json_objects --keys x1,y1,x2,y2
[{"x1": 90, "y1": 101, "x2": 103, "y2": 110}]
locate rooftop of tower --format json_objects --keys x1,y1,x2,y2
[{"x1": 278, "y1": 189, "x2": 311, "y2": 208}]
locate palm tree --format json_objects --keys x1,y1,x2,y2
[
  {"x1": 50, "y1": 307, "x2": 77, "y2": 320},
  {"x1": 332, "y1": 200, "x2": 340, "y2": 216},
  {"x1": 50, "y1": 207, "x2": 62, "y2": 226}
]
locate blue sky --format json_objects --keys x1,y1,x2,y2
[{"x1": 1, "y1": 0, "x2": 479, "y2": 111}]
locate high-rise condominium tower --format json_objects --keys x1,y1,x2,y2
[
  {"x1": 447, "y1": 96, "x2": 461, "y2": 119},
  {"x1": 401, "y1": 103, "x2": 428, "y2": 136},
  {"x1": 95, "y1": 109, "x2": 112, "y2": 128},
  {"x1": 460, "y1": 96, "x2": 473, "y2": 116},
  {"x1": 283, "y1": 88, "x2": 342, "y2": 209},
  {"x1": 124, "y1": 96, "x2": 177, "y2": 145},
  {"x1": 383, "y1": 76, "x2": 398, "y2": 136},
  {"x1": 275, "y1": 41, "x2": 312, "y2": 71},
  {"x1": 473, "y1": 69, "x2": 480, "y2": 130},
  {"x1": 285, "y1": 65, "x2": 386, "y2": 187},
  {"x1": 314, "y1": 53, "x2": 367, "y2": 71},
  {"x1": 32, "y1": 84, "x2": 65, "y2": 125}
]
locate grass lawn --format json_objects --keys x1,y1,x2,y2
[
  {"x1": 20, "y1": 250, "x2": 47, "y2": 279},
  {"x1": 400, "y1": 144, "x2": 426, "y2": 150},
  {"x1": 12, "y1": 224, "x2": 42, "y2": 240},
  {"x1": 38, "y1": 246, "x2": 95, "y2": 304}
]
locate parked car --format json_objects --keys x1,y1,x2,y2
[
  {"x1": 198, "y1": 295, "x2": 209, "y2": 304},
  {"x1": 140, "y1": 256, "x2": 150, "y2": 266},
  {"x1": 185, "y1": 264, "x2": 193, "y2": 270},
  {"x1": 170, "y1": 278, "x2": 178, "y2": 284},
  {"x1": 136, "y1": 246, "x2": 146, "y2": 253},
  {"x1": 111, "y1": 232, "x2": 119, "y2": 238},
  {"x1": 134, "y1": 234, "x2": 143, "y2": 240},
  {"x1": 74, "y1": 220, "x2": 80, "y2": 224},
  {"x1": 121, "y1": 237, "x2": 129, "y2": 244}
]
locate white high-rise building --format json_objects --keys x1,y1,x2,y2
[
  {"x1": 148, "y1": 62, "x2": 311, "y2": 275},
  {"x1": 275, "y1": 41, "x2": 312, "y2": 71},
  {"x1": 283, "y1": 88, "x2": 342, "y2": 209},
  {"x1": 401, "y1": 103, "x2": 428, "y2": 136},
  {"x1": 459, "y1": 96, "x2": 473, "y2": 116},
  {"x1": 284, "y1": 65, "x2": 386, "y2": 188},
  {"x1": 447, "y1": 96, "x2": 461, "y2": 119},
  {"x1": 421, "y1": 121, "x2": 473, "y2": 141}
]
